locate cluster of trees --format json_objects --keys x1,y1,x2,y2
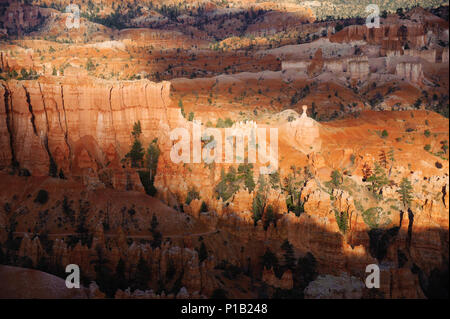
[
  {"x1": 328, "y1": 147, "x2": 414, "y2": 232},
  {"x1": 252, "y1": 172, "x2": 284, "y2": 229},
  {"x1": 366, "y1": 163, "x2": 389, "y2": 195},
  {"x1": 290, "y1": 85, "x2": 310, "y2": 106},
  {"x1": 72, "y1": 0, "x2": 268, "y2": 39},
  {"x1": 125, "y1": 121, "x2": 160, "y2": 196},
  {"x1": 0, "y1": 68, "x2": 39, "y2": 81},
  {"x1": 90, "y1": 246, "x2": 151, "y2": 297},
  {"x1": 215, "y1": 117, "x2": 234, "y2": 128},
  {"x1": 185, "y1": 187, "x2": 200, "y2": 205},
  {"x1": 80, "y1": 2, "x2": 136, "y2": 29},
  {"x1": 282, "y1": 166, "x2": 310, "y2": 217},
  {"x1": 215, "y1": 164, "x2": 255, "y2": 201},
  {"x1": 334, "y1": 208, "x2": 350, "y2": 234},
  {"x1": 0, "y1": 194, "x2": 171, "y2": 297},
  {"x1": 213, "y1": 165, "x2": 282, "y2": 228},
  {"x1": 92, "y1": 213, "x2": 164, "y2": 296},
  {"x1": 177, "y1": 99, "x2": 195, "y2": 121}
]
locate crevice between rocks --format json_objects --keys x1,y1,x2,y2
[
  {"x1": 1, "y1": 83, "x2": 18, "y2": 168},
  {"x1": 22, "y1": 85, "x2": 38, "y2": 136},
  {"x1": 60, "y1": 85, "x2": 72, "y2": 167}
]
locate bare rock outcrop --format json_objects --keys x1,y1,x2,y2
[
  {"x1": 282, "y1": 105, "x2": 321, "y2": 154},
  {"x1": 348, "y1": 57, "x2": 369, "y2": 80},
  {"x1": 395, "y1": 62, "x2": 424, "y2": 84},
  {"x1": 304, "y1": 272, "x2": 365, "y2": 299},
  {"x1": 442, "y1": 47, "x2": 449, "y2": 63}
]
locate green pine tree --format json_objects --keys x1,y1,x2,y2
[
  {"x1": 127, "y1": 139, "x2": 144, "y2": 167},
  {"x1": 398, "y1": 177, "x2": 413, "y2": 209},
  {"x1": 131, "y1": 121, "x2": 142, "y2": 139},
  {"x1": 145, "y1": 139, "x2": 160, "y2": 180},
  {"x1": 366, "y1": 163, "x2": 389, "y2": 194}
]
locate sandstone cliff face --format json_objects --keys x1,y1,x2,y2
[
  {"x1": 330, "y1": 23, "x2": 427, "y2": 53},
  {"x1": 442, "y1": 47, "x2": 449, "y2": 63},
  {"x1": 395, "y1": 62, "x2": 424, "y2": 84},
  {"x1": 348, "y1": 57, "x2": 369, "y2": 80},
  {"x1": 404, "y1": 49, "x2": 436, "y2": 63},
  {"x1": 0, "y1": 77, "x2": 171, "y2": 191}
]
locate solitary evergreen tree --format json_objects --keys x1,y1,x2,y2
[
  {"x1": 127, "y1": 139, "x2": 144, "y2": 167},
  {"x1": 132, "y1": 121, "x2": 142, "y2": 139},
  {"x1": 146, "y1": 139, "x2": 160, "y2": 180},
  {"x1": 398, "y1": 177, "x2": 413, "y2": 209}
]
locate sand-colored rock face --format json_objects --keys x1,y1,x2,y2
[
  {"x1": 395, "y1": 62, "x2": 424, "y2": 84},
  {"x1": 0, "y1": 77, "x2": 171, "y2": 191},
  {"x1": 404, "y1": 49, "x2": 436, "y2": 63},
  {"x1": 348, "y1": 57, "x2": 369, "y2": 80},
  {"x1": 443, "y1": 47, "x2": 449, "y2": 63},
  {"x1": 282, "y1": 105, "x2": 321, "y2": 154},
  {"x1": 330, "y1": 24, "x2": 427, "y2": 52}
]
